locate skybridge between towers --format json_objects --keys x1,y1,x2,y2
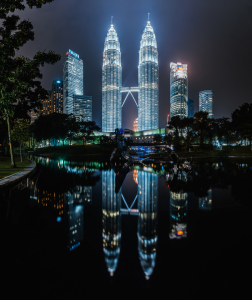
[{"x1": 121, "y1": 87, "x2": 139, "y2": 108}]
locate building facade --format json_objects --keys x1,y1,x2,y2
[
  {"x1": 73, "y1": 95, "x2": 92, "y2": 121},
  {"x1": 133, "y1": 118, "x2": 138, "y2": 132},
  {"x1": 51, "y1": 80, "x2": 63, "y2": 114},
  {"x1": 63, "y1": 49, "x2": 83, "y2": 115},
  {"x1": 138, "y1": 20, "x2": 159, "y2": 131},
  {"x1": 102, "y1": 24, "x2": 122, "y2": 132},
  {"x1": 187, "y1": 99, "x2": 194, "y2": 118},
  {"x1": 199, "y1": 90, "x2": 214, "y2": 118},
  {"x1": 170, "y1": 62, "x2": 188, "y2": 118}
]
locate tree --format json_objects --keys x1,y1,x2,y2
[
  {"x1": 77, "y1": 120, "x2": 101, "y2": 145},
  {"x1": 193, "y1": 111, "x2": 211, "y2": 147},
  {"x1": 153, "y1": 134, "x2": 162, "y2": 144},
  {"x1": 180, "y1": 117, "x2": 195, "y2": 149},
  {"x1": 232, "y1": 103, "x2": 252, "y2": 148},
  {"x1": 12, "y1": 118, "x2": 30, "y2": 162},
  {"x1": 168, "y1": 116, "x2": 183, "y2": 149},
  {"x1": 0, "y1": 0, "x2": 60, "y2": 167},
  {"x1": 32, "y1": 113, "x2": 80, "y2": 146}
]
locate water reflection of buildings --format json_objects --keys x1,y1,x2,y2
[
  {"x1": 199, "y1": 189, "x2": 212, "y2": 210},
  {"x1": 169, "y1": 191, "x2": 187, "y2": 239},
  {"x1": 133, "y1": 169, "x2": 138, "y2": 185},
  {"x1": 137, "y1": 171, "x2": 158, "y2": 280},
  {"x1": 102, "y1": 170, "x2": 121, "y2": 276},
  {"x1": 64, "y1": 186, "x2": 92, "y2": 251}
]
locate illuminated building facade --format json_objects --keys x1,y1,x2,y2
[
  {"x1": 133, "y1": 118, "x2": 138, "y2": 132},
  {"x1": 187, "y1": 99, "x2": 194, "y2": 118},
  {"x1": 137, "y1": 171, "x2": 158, "y2": 279},
  {"x1": 102, "y1": 24, "x2": 122, "y2": 132},
  {"x1": 138, "y1": 20, "x2": 159, "y2": 131},
  {"x1": 51, "y1": 80, "x2": 63, "y2": 114},
  {"x1": 63, "y1": 49, "x2": 83, "y2": 115},
  {"x1": 73, "y1": 95, "x2": 92, "y2": 121},
  {"x1": 199, "y1": 90, "x2": 214, "y2": 118},
  {"x1": 170, "y1": 62, "x2": 188, "y2": 118},
  {"x1": 41, "y1": 90, "x2": 51, "y2": 115},
  {"x1": 102, "y1": 170, "x2": 121, "y2": 276}
]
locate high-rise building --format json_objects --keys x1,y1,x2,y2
[
  {"x1": 187, "y1": 99, "x2": 194, "y2": 118},
  {"x1": 51, "y1": 80, "x2": 63, "y2": 114},
  {"x1": 170, "y1": 62, "x2": 188, "y2": 118},
  {"x1": 138, "y1": 20, "x2": 159, "y2": 131},
  {"x1": 199, "y1": 90, "x2": 214, "y2": 118},
  {"x1": 102, "y1": 23, "x2": 122, "y2": 132},
  {"x1": 133, "y1": 118, "x2": 138, "y2": 132},
  {"x1": 63, "y1": 49, "x2": 83, "y2": 115},
  {"x1": 41, "y1": 90, "x2": 51, "y2": 115},
  {"x1": 73, "y1": 95, "x2": 92, "y2": 121}
]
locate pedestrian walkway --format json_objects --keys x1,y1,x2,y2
[{"x1": 0, "y1": 160, "x2": 36, "y2": 187}]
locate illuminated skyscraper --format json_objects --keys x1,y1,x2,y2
[
  {"x1": 199, "y1": 90, "x2": 214, "y2": 118},
  {"x1": 73, "y1": 95, "x2": 92, "y2": 121},
  {"x1": 51, "y1": 80, "x2": 63, "y2": 114},
  {"x1": 63, "y1": 49, "x2": 83, "y2": 115},
  {"x1": 138, "y1": 20, "x2": 159, "y2": 131},
  {"x1": 102, "y1": 23, "x2": 122, "y2": 132},
  {"x1": 170, "y1": 62, "x2": 188, "y2": 118}
]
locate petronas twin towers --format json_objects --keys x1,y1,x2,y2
[{"x1": 102, "y1": 19, "x2": 159, "y2": 132}]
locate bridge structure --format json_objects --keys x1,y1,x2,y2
[
  {"x1": 120, "y1": 193, "x2": 139, "y2": 215},
  {"x1": 121, "y1": 87, "x2": 139, "y2": 108}
]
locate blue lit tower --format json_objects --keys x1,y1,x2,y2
[
  {"x1": 102, "y1": 23, "x2": 122, "y2": 132},
  {"x1": 138, "y1": 19, "x2": 159, "y2": 131},
  {"x1": 199, "y1": 90, "x2": 214, "y2": 118},
  {"x1": 170, "y1": 62, "x2": 188, "y2": 118},
  {"x1": 63, "y1": 50, "x2": 83, "y2": 115}
]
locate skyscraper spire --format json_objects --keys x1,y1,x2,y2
[
  {"x1": 111, "y1": 16, "x2": 113, "y2": 24},
  {"x1": 102, "y1": 23, "x2": 122, "y2": 132},
  {"x1": 138, "y1": 19, "x2": 159, "y2": 131}
]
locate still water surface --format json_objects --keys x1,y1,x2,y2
[{"x1": 1, "y1": 157, "x2": 252, "y2": 297}]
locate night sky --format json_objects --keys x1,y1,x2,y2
[{"x1": 15, "y1": 0, "x2": 252, "y2": 129}]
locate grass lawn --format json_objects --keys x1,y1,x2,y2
[{"x1": 0, "y1": 156, "x2": 31, "y2": 179}]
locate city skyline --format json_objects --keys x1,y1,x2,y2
[{"x1": 16, "y1": 0, "x2": 252, "y2": 129}]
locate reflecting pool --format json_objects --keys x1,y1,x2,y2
[{"x1": 1, "y1": 157, "x2": 252, "y2": 297}]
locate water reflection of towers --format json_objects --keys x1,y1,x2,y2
[
  {"x1": 102, "y1": 170, "x2": 121, "y2": 276},
  {"x1": 137, "y1": 171, "x2": 158, "y2": 280},
  {"x1": 169, "y1": 191, "x2": 187, "y2": 239}
]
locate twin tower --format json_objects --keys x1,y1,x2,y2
[{"x1": 102, "y1": 20, "x2": 159, "y2": 132}]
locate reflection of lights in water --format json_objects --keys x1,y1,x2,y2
[{"x1": 133, "y1": 169, "x2": 138, "y2": 184}]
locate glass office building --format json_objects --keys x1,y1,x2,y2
[
  {"x1": 102, "y1": 24, "x2": 122, "y2": 132},
  {"x1": 199, "y1": 90, "x2": 214, "y2": 118},
  {"x1": 187, "y1": 99, "x2": 194, "y2": 118},
  {"x1": 63, "y1": 50, "x2": 83, "y2": 115},
  {"x1": 73, "y1": 95, "x2": 92, "y2": 121},
  {"x1": 170, "y1": 62, "x2": 188, "y2": 118},
  {"x1": 138, "y1": 21, "x2": 159, "y2": 131}
]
